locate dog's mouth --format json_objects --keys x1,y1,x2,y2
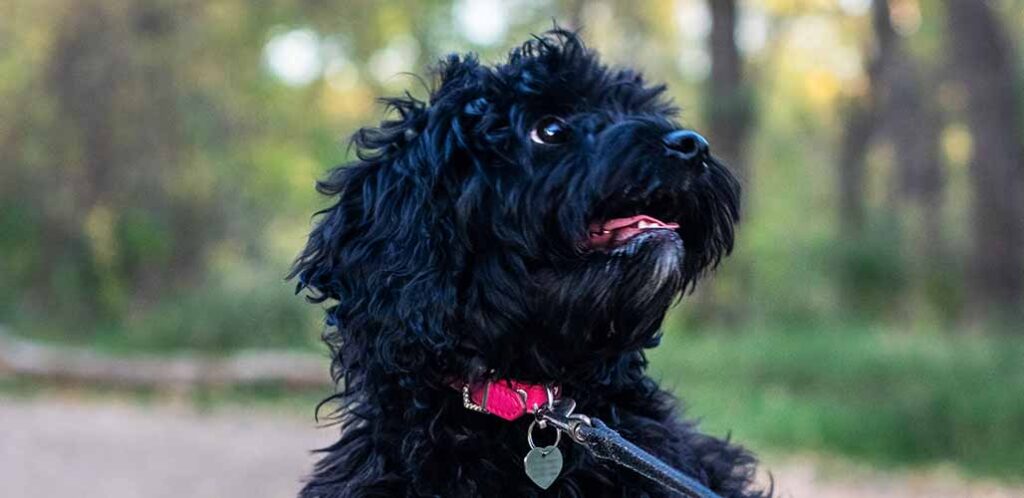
[{"x1": 585, "y1": 214, "x2": 680, "y2": 251}]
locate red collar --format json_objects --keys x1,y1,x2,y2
[{"x1": 456, "y1": 379, "x2": 561, "y2": 421}]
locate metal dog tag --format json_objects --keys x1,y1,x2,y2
[
  {"x1": 524, "y1": 418, "x2": 563, "y2": 489},
  {"x1": 524, "y1": 445, "x2": 563, "y2": 489}
]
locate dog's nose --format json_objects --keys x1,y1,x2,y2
[{"x1": 663, "y1": 130, "x2": 710, "y2": 162}]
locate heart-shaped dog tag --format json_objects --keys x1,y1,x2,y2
[{"x1": 524, "y1": 445, "x2": 563, "y2": 489}]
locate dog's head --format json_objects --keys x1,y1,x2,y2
[{"x1": 293, "y1": 30, "x2": 739, "y2": 384}]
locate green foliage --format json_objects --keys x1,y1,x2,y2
[
  {"x1": 97, "y1": 276, "x2": 321, "y2": 354},
  {"x1": 830, "y1": 219, "x2": 911, "y2": 322},
  {"x1": 14, "y1": 266, "x2": 321, "y2": 355},
  {"x1": 650, "y1": 322, "x2": 1024, "y2": 479},
  {"x1": 0, "y1": 203, "x2": 40, "y2": 317}
]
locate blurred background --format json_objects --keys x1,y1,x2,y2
[{"x1": 1, "y1": 0, "x2": 1023, "y2": 496}]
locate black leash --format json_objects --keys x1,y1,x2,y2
[{"x1": 535, "y1": 397, "x2": 723, "y2": 498}]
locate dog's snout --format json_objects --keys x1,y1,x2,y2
[{"x1": 663, "y1": 130, "x2": 709, "y2": 163}]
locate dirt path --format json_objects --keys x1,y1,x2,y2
[{"x1": 1, "y1": 396, "x2": 1019, "y2": 498}]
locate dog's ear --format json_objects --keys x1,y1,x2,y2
[
  {"x1": 425, "y1": 54, "x2": 504, "y2": 162},
  {"x1": 291, "y1": 68, "x2": 491, "y2": 374}
]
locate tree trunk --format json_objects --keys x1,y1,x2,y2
[
  {"x1": 838, "y1": 102, "x2": 873, "y2": 239},
  {"x1": 836, "y1": 0, "x2": 892, "y2": 315},
  {"x1": 943, "y1": 0, "x2": 1024, "y2": 324},
  {"x1": 688, "y1": 0, "x2": 755, "y2": 323},
  {"x1": 705, "y1": 0, "x2": 752, "y2": 178},
  {"x1": 839, "y1": 0, "x2": 948, "y2": 319},
  {"x1": 45, "y1": 1, "x2": 124, "y2": 321},
  {"x1": 872, "y1": 1, "x2": 947, "y2": 317}
]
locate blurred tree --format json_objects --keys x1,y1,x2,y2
[
  {"x1": 943, "y1": 0, "x2": 1024, "y2": 325},
  {"x1": 697, "y1": 0, "x2": 755, "y2": 323},
  {"x1": 705, "y1": 0, "x2": 753, "y2": 180},
  {"x1": 839, "y1": 0, "x2": 947, "y2": 319},
  {"x1": 837, "y1": 99, "x2": 870, "y2": 239},
  {"x1": 42, "y1": 0, "x2": 218, "y2": 317},
  {"x1": 2, "y1": 0, "x2": 318, "y2": 332}
]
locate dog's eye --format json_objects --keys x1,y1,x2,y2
[{"x1": 530, "y1": 117, "x2": 571, "y2": 145}]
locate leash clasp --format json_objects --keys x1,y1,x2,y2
[{"x1": 535, "y1": 390, "x2": 592, "y2": 445}]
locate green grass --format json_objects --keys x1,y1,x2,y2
[
  {"x1": 8, "y1": 274, "x2": 322, "y2": 355},
  {"x1": 649, "y1": 324, "x2": 1024, "y2": 480}
]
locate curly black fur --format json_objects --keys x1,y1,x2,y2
[{"x1": 291, "y1": 29, "x2": 767, "y2": 498}]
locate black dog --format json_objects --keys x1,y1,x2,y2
[{"x1": 291, "y1": 29, "x2": 766, "y2": 498}]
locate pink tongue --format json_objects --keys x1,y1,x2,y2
[{"x1": 587, "y1": 215, "x2": 679, "y2": 249}]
